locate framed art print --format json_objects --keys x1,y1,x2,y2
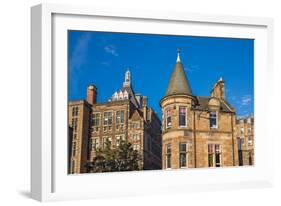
[{"x1": 31, "y1": 3, "x2": 274, "y2": 201}]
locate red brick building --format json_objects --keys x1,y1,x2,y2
[{"x1": 68, "y1": 71, "x2": 162, "y2": 174}]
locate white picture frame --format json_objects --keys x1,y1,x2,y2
[{"x1": 31, "y1": 3, "x2": 274, "y2": 202}]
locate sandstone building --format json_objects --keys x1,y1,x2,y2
[
  {"x1": 160, "y1": 50, "x2": 239, "y2": 169},
  {"x1": 236, "y1": 116, "x2": 254, "y2": 166},
  {"x1": 68, "y1": 71, "x2": 162, "y2": 174}
]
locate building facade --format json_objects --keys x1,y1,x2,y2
[
  {"x1": 68, "y1": 100, "x2": 91, "y2": 174},
  {"x1": 160, "y1": 50, "x2": 239, "y2": 169},
  {"x1": 236, "y1": 116, "x2": 254, "y2": 166},
  {"x1": 68, "y1": 71, "x2": 162, "y2": 174}
]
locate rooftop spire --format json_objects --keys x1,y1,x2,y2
[
  {"x1": 165, "y1": 49, "x2": 192, "y2": 96},
  {"x1": 176, "y1": 48, "x2": 181, "y2": 62},
  {"x1": 123, "y1": 69, "x2": 131, "y2": 87}
]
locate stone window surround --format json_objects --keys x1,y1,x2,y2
[
  {"x1": 165, "y1": 143, "x2": 172, "y2": 169},
  {"x1": 209, "y1": 111, "x2": 219, "y2": 129},
  {"x1": 91, "y1": 137, "x2": 100, "y2": 150},
  {"x1": 115, "y1": 134, "x2": 125, "y2": 146},
  {"x1": 72, "y1": 106, "x2": 79, "y2": 116},
  {"x1": 103, "y1": 110, "x2": 113, "y2": 126},
  {"x1": 102, "y1": 136, "x2": 112, "y2": 148},
  {"x1": 208, "y1": 143, "x2": 222, "y2": 167},
  {"x1": 92, "y1": 112, "x2": 101, "y2": 127},
  {"x1": 178, "y1": 105, "x2": 187, "y2": 128},
  {"x1": 165, "y1": 107, "x2": 172, "y2": 129},
  {"x1": 133, "y1": 133, "x2": 141, "y2": 141},
  {"x1": 179, "y1": 142, "x2": 188, "y2": 168},
  {"x1": 131, "y1": 121, "x2": 141, "y2": 129},
  {"x1": 116, "y1": 110, "x2": 125, "y2": 125},
  {"x1": 133, "y1": 144, "x2": 140, "y2": 151}
]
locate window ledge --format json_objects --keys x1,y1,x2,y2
[
  {"x1": 179, "y1": 126, "x2": 187, "y2": 128},
  {"x1": 210, "y1": 127, "x2": 218, "y2": 130}
]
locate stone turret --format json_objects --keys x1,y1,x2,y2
[{"x1": 160, "y1": 49, "x2": 196, "y2": 169}]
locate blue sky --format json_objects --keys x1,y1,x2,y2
[{"x1": 68, "y1": 31, "x2": 254, "y2": 119}]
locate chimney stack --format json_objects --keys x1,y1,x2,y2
[
  {"x1": 87, "y1": 85, "x2": 97, "y2": 105},
  {"x1": 211, "y1": 78, "x2": 225, "y2": 100}
]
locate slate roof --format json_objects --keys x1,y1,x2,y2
[
  {"x1": 165, "y1": 61, "x2": 192, "y2": 97},
  {"x1": 194, "y1": 96, "x2": 235, "y2": 113},
  {"x1": 120, "y1": 85, "x2": 140, "y2": 108}
]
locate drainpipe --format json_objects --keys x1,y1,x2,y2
[
  {"x1": 231, "y1": 113, "x2": 235, "y2": 166},
  {"x1": 193, "y1": 110, "x2": 197, "y2": 168}
]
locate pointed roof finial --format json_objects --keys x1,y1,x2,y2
[
  {"x1": 176, "y1": 48, "x2": 181, "y2": 62},
  {"x1": 123, "y1": 69, "x2": 131, "y2": 87}
]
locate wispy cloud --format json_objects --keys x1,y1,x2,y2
[
  {"x1": 100, "y1": 61, "x2": 111, "y2": 67},
  {"x1": 69, "y1": 33, "x2": 92, "y2": 95},
  {"x1": 104, "y1": 45, "x2": 118, "y2": 56},
  {"x1": 241, "y1": 94, "x2": 252, "y2": 106},
  {"x1": 184, "y1": 65, "x2": 200, "y2": 73},
  {"x1": 70, "y1": 33, "x2": 92, "y2": 71},
  {"x1": 229, "y1": 94, "x2": 253, "y2": 117}
]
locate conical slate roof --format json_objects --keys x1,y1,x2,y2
[{"x1": 165, "y1": 51, "x2": 192, "y2": 96}]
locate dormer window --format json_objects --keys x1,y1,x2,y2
[
  {"x1": 166, "y1": 108, "x2": 172, "y2": 129},
  {"x1": 209, "y1": 111, "x2": 218, "y2": 129}
]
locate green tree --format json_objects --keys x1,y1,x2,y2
[{"x1": 86, "y1": 139, "x2": 141, "y2": 173}]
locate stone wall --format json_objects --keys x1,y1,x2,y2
[{"x1": 161, "y1": 95, "x2": 238, "y2": 170}]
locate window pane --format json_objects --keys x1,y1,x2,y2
[
  {"x1": 166, "y1": 109, "x2": 172, "y2": 128},
  {"x1": 121, "y1": 111, "x2": 124, "y2": 123},
  {"x1": 166, "y1": 144, "x2": 172, "y2": 168},
  {"x1": 179, "y1": 107, "x2": 186, "y2": 126},
  {"x1": 167, "y1": 154, "x2": 171, "y2": 168},
  {"x1": 180, "y1": 143, "x2": 186, "y2": 152},
  {"x1": 92, "y1": 113, "x2": 100, "y2": 127},
  {"x1": 210, "y1": 111, "x2": 217, "y2": 128},
  {"x1": 215, "y1": 144, "x2": 221, "y2": 153},
  {"x1": 180, "y1": 153, "x2": 186, "y2": 167},
  {"x1": 215, "y1": 153, "x2": 221, "y2": 167},
  {"x1": 208, "y1": 144, "x2": 214, "y2": 153},
  {"x1": 208, "y1": 154, "x2": 214, "y2": 167},
  {"x1": 104, "y1": 112, "x2": 113, "y2": 125},
  {"x1": 116, "y1": 111, "x2": 124, "y2": 124},
  {"x1": 166, "y1": 144, "x2": 171, "y2": 154}
]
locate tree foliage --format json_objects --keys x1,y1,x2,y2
[{"x1": 86, "y1": 140, "x2": 141, "y2": 173}]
